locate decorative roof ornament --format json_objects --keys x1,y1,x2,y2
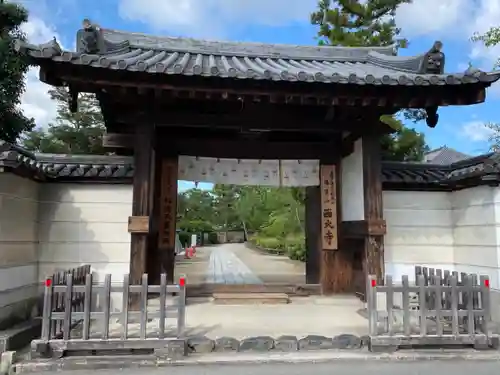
[
  {"x1": 421, "y1": 40, "x2": 445, "y2": 74},
  {"x1": 79, "y1": 18, "x2": 101, "y2": 54}
]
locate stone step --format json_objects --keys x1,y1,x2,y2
[
  {"x1": 212, "y1": 293, "x2": 290, "y2": 305},
  {"x1": 0, "y1": 320, "x2": 41, "y2": 354}
]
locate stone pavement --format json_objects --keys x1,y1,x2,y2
[
  {"x1": 177, "y1": 243, "x2": 305, "y2": 285},
  {"x1": 205, "y1": 244, "x2": 263, "y2": 284},
  {"x1": 82, "y1": 295, "x2": 367, "y2": 340}
]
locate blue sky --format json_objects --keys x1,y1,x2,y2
[{"x1": 16, "y1": 0, "x2": 500, "y2": 192}]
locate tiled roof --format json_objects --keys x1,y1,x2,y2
[
  {"x1": 2, "y1": 140, "x2": 500, "y2": 190},
  {"x1": 424, "y1": 146, "x2": 471, "y2": 165},
  {"x1": 14, "y1": 29, "x2": 500, "y2": 86}
]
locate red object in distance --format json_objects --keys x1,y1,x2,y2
[
  {"x1": 179, "y1": 277, "x2": 186, "y2": 287},
  {"x1": 45, "y1": 278, "x2": 52, "y2": 287},
  {"x1": 370, "y1": 279, "x2": 376, "y2": 287},
  {"x1": 485, "y1": 279, "x2": 490, "y2": 288}
]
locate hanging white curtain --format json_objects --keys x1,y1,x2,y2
[{"x1": 178, "y1": 155, "x2": 320, "y2": 186}]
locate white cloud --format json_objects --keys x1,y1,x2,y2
[
  {"x1": 119, "y1": 0, "x2": 317, "y2": 38},
  {"x1": 18, "y1": 12, "x2": 61, "y2": 129},
  {"x1": 461, "y1": 121, "x2": 495, "y2": 142},
  {"x1": 395, "y1": 0, "x2": 472, "y2": 39}
]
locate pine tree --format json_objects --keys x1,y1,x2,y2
[
  {"x1": 22, "y1": 87, "x2": 106, "y2": 154},
  {"x1": 0, "y1": 0, "x2": 34, "y2": 142},
  {"x1": 311, "y1": 0, "x2": 430, "y2": 161}
]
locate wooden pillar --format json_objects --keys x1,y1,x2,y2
[
  {"x1": 318, "y1": 163, "x2": 353, "y2": 294},
  {"x1": 362, "y1": 135, "x2": 385, "y2": 284},
  {"x1": 128, "y1": 125, "x2": 154, "y2": 285},
  {"x1": 305, "y1": 186, "x2": 320, "y2": 284},
  {"x1": 157, "y1": 157, "x2": 178, "y2": 284}
]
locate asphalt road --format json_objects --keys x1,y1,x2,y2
[{"x1": 32, "y1": 361, "x2": 500, "y2": 375}]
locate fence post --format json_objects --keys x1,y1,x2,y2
[
  {"x1": 385, "y1": 275, "x2": 393, "y2": 335},
  {"x1": 479, "y1": 275, "x2": 491, "y2": 336},
  {"x1": 159, "y1": 273, "x2": 167, "y2": 339},
  {"x1": 402, "y1": 275, "x2": 410, "y2": 336},
  {"x1": 41, "y1": 277, "x2": 54, "y2": 341},
  {"x1": 450, "y1": 275, "x2": 459, "y2": 336},
  {"x1": 140, "y1": 274, "x2": 148, "y2": 340},
  {"x1": 177, "y1": 275, "x2": 186, "y2": 337},
  {"x1": 62, "y1": 273, "x2": 73, "y2": 341},
  {"x1": 82, "y1": 273, "x2": 92, "y2": 340},
  {"x1": 417, "y1": 275, "x2": 427, "y2": 336},
  {"x1": 367, "y1": 274, "x2": 377, "y2": 336},
  {"x1": 121, "y1": 274, "x2": 130, "y2": 340},
  {"x1": 434, "y1": 274, "x2": 443, "y2": 336},
  {"x1": 102, "y1": 274, "x2": 111, "y2": 340}
]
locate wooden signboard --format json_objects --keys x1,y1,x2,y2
[
  {"x1": 158, "y1": 159, "x2": 178, "y2": 249},
  {"x1": 320, "y1": 165, "x2": 338, "y2": 250}
]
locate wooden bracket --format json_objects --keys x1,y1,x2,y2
[
  {"x1": 341, "y1": 219, "x2": 386, "y2": 238},
  {"x1": 128, "y1": 216, "x2": 150, "y2": 234}
]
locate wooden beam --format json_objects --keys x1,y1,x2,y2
[
  {"x1": 58, "y1": 69, "x2": 484, "y2": 110},
  {"x1": 341, "y1": 220, "x2": 386, "y2": 238},
  {"x1": 362, "y1": 134, "x2": 386, "y2": 285},
  {"x1": 104, "y1": 132, "x2": 343, "y2": 159},
  {"x1": 165, "y1": 138, "x2": 342, "y2": 160},
  {"x1": 129, "y1": 124, "x2": 154, "y2": 287},
  {"x1": 103, "y1": 133, "x2": 134, "y2": 148}
]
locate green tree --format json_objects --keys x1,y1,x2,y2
[
  {"x1": 176, "y1": 184, "x2": 307, "y2": 261},
  {"x1": 471, "y1": 28, "x2": 500, "y2": 151},
  {"x1": 22, "y1": 87, "x2": 105, "y2": 154},
  {"x1": 0, "y1": 0, "x2": 34, "y2": 142},
  {"x1": 212, "y1": 184, "x2": 242, "y2": 233},
  {"x1": 310, "y1": 0, "x2": 429, "y2": 161},
  {"x1": 177, "y1": 188, "x2": 215, "y2": 233}
]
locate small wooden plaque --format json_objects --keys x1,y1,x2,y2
[{"x1": 128, "y1": 216, "x2": 150, "y2": 233}]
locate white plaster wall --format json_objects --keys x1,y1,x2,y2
[
  {"x1": 451, "y1": 186, "x2": 499, "y2": 288},
  {"x1": 0, "y1": 173, "x2": 40, "y2": 327},
  {"x1": 37, "y1": 184, "x2": 133, "y2": 285},
  {"x1": 385, "y1": 186, "x2": 500, "y2": 322},
  {"x1": 383, "y1": 191, "x2": 454, "y2": 281},
  {"x1": 341, "y1": 139, "x2": 364, "y2": 221}
]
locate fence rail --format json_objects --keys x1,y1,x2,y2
[
  {"x1": 367, "y1": 273, "x2": 495, "y2": 350},
  {"x1": 33, "y1": 273, "x2": 186, "y2": 358}
]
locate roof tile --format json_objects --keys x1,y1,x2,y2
[{"x1": 14, "y1": 29, "x2": 500, "y2": 86}]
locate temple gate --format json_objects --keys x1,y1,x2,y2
[{"x1": 17, "y1": 25, "x2": 500, "y2": 295}]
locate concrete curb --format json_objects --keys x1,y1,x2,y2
[{"x1": 13, "y1": 350, "x2": 500, "y2": 373}]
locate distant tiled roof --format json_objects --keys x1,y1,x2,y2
[
  {"x1": 424, "y1": 146, "x2": 471, "y2": 165},
  {"x1": 14, "y1": 29, "x2": 500, "y2": 86},
  {"x1": 2, "y1": 140, "x2": 500, "y2": 191}
]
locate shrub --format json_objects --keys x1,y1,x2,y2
[
  {"x1": 285, "y1": 234, "x2": 306, "y2": 262},
  {"x1": 256, "y1": 236, "x2": 283, "y2": 250}
]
